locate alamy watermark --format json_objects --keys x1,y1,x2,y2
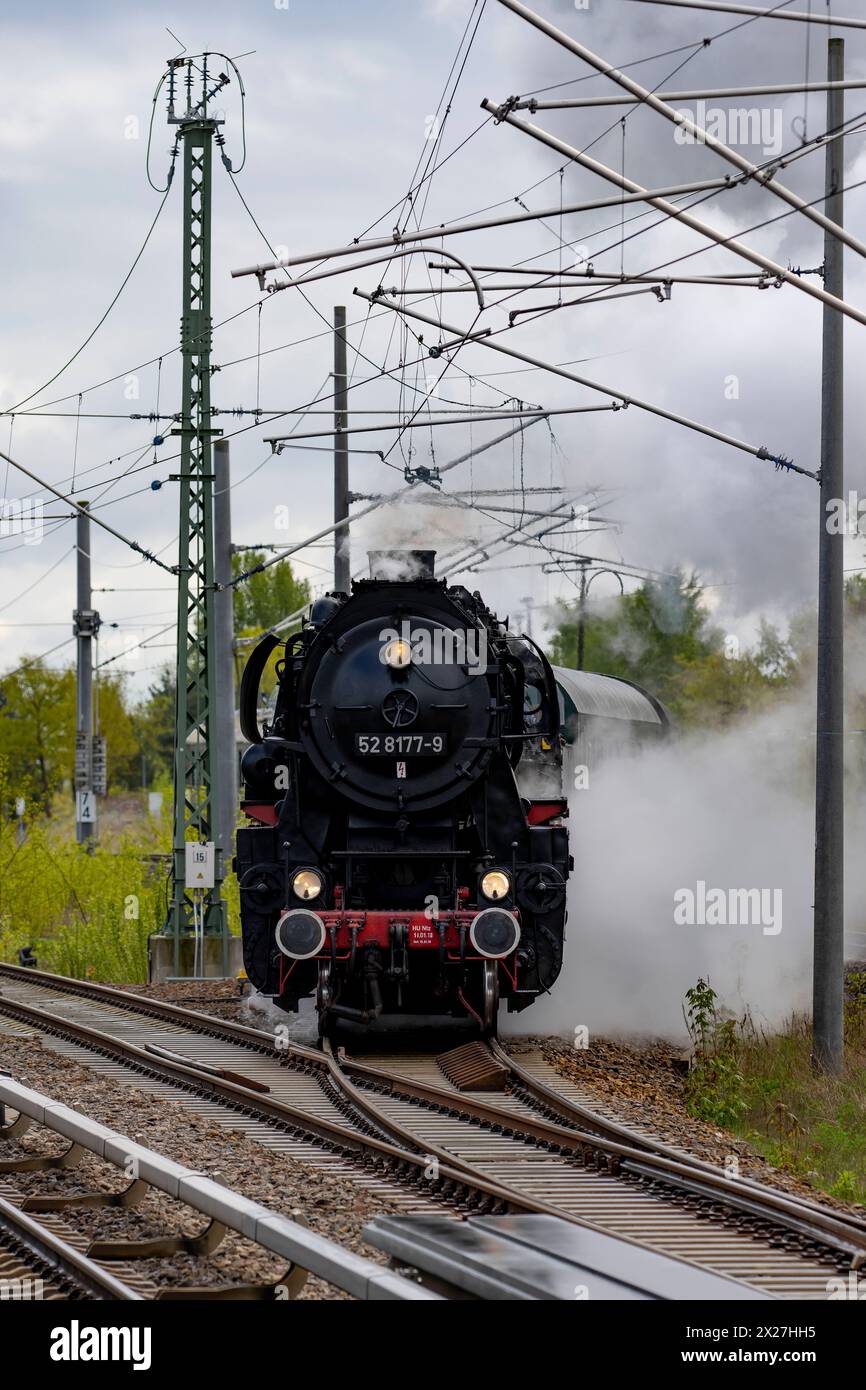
[
  {"x1": 49, "y1": 1322, "x2": 151, "y2": 1370},
  {"x1": 826, "y1": 492, "x2": 866, "y2": 536},
  {"x1": 673, "y1": 101, "x2": 782, "y2": 159},
  {"x1": 1, "y1": 1276, "x2": 43, "y2": 1299},
  {"x1": 379, "y1": 621, "x2": 487, "y2": 674},
  {"x1": 674, "y1": 880, "x2": 782, "y2": 936},
  {"x1": 0, "y1": 496, "x2": 43, "y2": 545}
]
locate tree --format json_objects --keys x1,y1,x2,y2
[
  {"x1": 231, "y1": 552, "x2": 310, "y2": 698},
  {"x1": 231, "y1": 552, "x2": 310, "y2": 633},
  {"x1": 131, "y1": 666, "x2": 176, "y2": 787},
  {"x1": 550, "y1": 571, "x2": 721, "y2": 714},
  {"x1": 0, "y1": 658, "x2": 146, "y2": 810},
  {"x1": 548, "y1": 572, "x2": 802, "y2": 727},
  {"x1": 93, "y1": 674, "x2": 140, "y2": 790},
  {"x1": 0, "y1": 662, "x2": 75, "y2": 812}
]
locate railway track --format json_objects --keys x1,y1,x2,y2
[
  {"x1": 1, "y1": 962, "x2": 863, "y2": 1299},
  {"x1": 0, "y1": 1075, "x2": 432, "y2": 1301},
  {"x1": 0, "y1": 1189, "x2": 146, "y2": 1300}
]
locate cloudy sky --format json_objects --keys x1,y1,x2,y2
[{"x1": 2, "y1": 0, "x2": 865, "y2": 692}]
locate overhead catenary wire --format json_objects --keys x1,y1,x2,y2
[
  {"x1": 494, "y1": 0, "x2": 866, "y2": 264},
  {"x1": 2, "y1": 185, "x2": 173, "y2": 417},
  {"x1": 355, "y1": 291, "x2": 813, "y2": 478},
  {"x1": 95, "y1": 620, "x2": 176, "y2": 670},
  {"x1": 229, "y1": 417, "x2": 549, "y2": 617},
  {"x1": 9, "y1": 7, "x2": 855, "y2": 669},
  {"x1": 0, "y1": 637, "x2": 76, "y2": 682},
  {"x1": 481, "y1": 100, "x2": 866, "y2": 333},
  {"x1": 621, "y1": 0, "x2": 866, "y2": 30},
  {"x1": 7, "y1": 0, "x2": 824, "y2": 435},
  {"x1": 0, "y1": 546, "x2": 75, "y2": 618},
  {"x1": 0, "y1": 447, "x2": 177, "y2": 575}
]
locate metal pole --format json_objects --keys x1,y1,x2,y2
[
  {"x1": 813, "y1": 39, "x2": 846, "y2": 1075},
  {"x1": 230, "y1": 179, "x2": 738, "y2": 280},
  {"x1": 449, "y1": 265, "x2": 780, "y2": 284},
  {"x1": 357, "y1": 291, "x2": 814, "y2": 476},
  {"x1": 518, "y1": 80, "x2": 866, "y2": 110},
  {"x1": 620, "y1": 0, "x2": 866, "y2": 30},
  {"x1": 74, "y1": 502, "x2": 96, "y2": 844},
  {"x1": 394, "y1": 278, "x2": 776, "y2": 293},
  {"x1": 479, "y1": 102, "x2": 866, "y2": 332},
  {"x1": 266, "y1": 404, "x2": 610, "y2": 448},
  {"x1": 166, "y1": 74, "x2": 227, "y2": 955},
  {"x1": 493, "y1": 0, "x2": 866, "y2": 265},
  {"x1": 333, "y1": 306, "x2": 350, "y2": 592},
  {"x1": 577, "y1": 565, "x2": 588, "y2": 672},
  {"x1": 213, "y1": 439, "x2": 237, "y2": 869}
]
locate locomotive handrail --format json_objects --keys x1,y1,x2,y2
[{"x1": 239, "y1": 631, "x2": 281, "y2": 742}]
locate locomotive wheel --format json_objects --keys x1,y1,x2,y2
[{"x1": 481, "y1": 959, "x2": 499, "y2": 1037}]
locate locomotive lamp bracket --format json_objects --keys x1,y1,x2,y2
[{"x1": 281, "y1": 839, "x2": 292, "y2": 911}]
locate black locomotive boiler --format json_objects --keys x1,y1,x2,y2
[{"x1": 235, "y1": 549, "x2": 572, "y2": 1036}]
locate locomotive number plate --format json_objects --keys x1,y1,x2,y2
[{"x1": 355, "y1": 733, "x2": 447, "y2": 755}]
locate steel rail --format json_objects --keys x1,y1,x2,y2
[
  {"x1": 2, "y1": 966, "x2": 863, "y2": 1266},
  {"x1": 0, "y1": 984, "x2": 819, "y2": 1294},
  {"x1": 4, "y1": 983, "x2": 781, "y2": 1296},
  {"x1": 331, "y1": 1049, "x2": 866, "y2": 1263},
  {"x1": 0, "y1": 1192, "x2": 143, "y2": 1300},
  {"x1": 489, "y1": 1040, "x2": 866, "y2": 1241},
  {"x1": 0, "y1": 988, "x2": 571, "y2": 1222},
  {"x1": 3, "y1": 964, "x2": 862, "y2": 1242},
  {"x1": 0, "y1": 1077, "x2": 433, "y2": 1301}
]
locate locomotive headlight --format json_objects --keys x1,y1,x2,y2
[
  {"x1": 480, "y1": 869, "x2": 510, "y2": 902},
  {"x1": 275, "y1": 909, "x2": 326, "y2": 960},
  {"x1": 291, "y1": 868, "x2": 323, "y2": 901},
  {"x1": 470, "y1": 908, "x2": 521, "y2": 959},
  {"x1": 383, "y1": 637, "x2": 412, "y2": 669}
]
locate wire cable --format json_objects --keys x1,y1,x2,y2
[{"x1": 3, "y1": 186, "x2": 173, "y2": 416}]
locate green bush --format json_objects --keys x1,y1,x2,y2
[
  {"x1": 683, "y1": 979, "x2": 747, "y2": 1128},
  {"x1": 0, "y1": 760, "x2": 173, "y2": 981}
]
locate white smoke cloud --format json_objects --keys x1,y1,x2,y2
[{"x1": 504, "y1": 681, "x2": 866, "y2": 1044}]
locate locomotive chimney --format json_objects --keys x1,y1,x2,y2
[{"x1": 368, "y1": 549, "x2": 436, "y2": 581}]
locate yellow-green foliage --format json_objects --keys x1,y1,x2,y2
[
  {"x1": 0, "y1": 760, "x2": 244, "y2": 982},
  {"x1": 733, "y1": 994, "x2": 866, "y2": 1206},
  {"x1": 683, "y1": 975, "x2": 866, "y2": 1207},
  {"x1": 0, "y1": 827, "x2": 163, "y2": 982}
]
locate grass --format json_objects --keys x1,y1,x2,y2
[
  {"x1": 684, "y1": 976, "x2": 866, "y2": 1207},
  {"x1": 0, "y1": 770, "x2": 241, "y2": 983}
]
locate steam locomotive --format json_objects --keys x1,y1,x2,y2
[{"x1": 235, "y1": 549, "x2": 667, "y2": 1037}]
